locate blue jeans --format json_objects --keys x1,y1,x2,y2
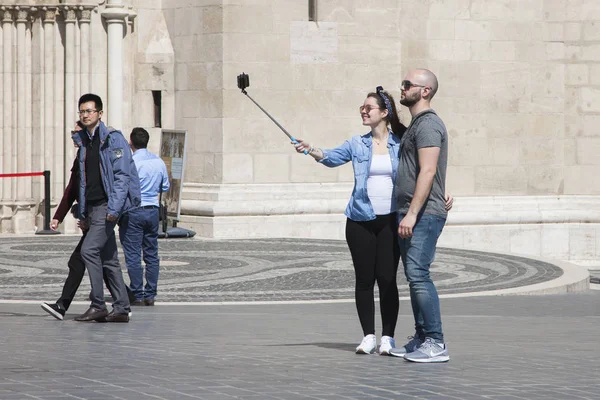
[
  {"x1": 119, "y1": 207, "x2": 160, "y2": 301},
  {"x1": 398, "y1": 213, "x2": 446, "y2": 342}
]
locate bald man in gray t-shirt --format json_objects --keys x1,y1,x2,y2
[
  {"x1": 396, "y1": 110, "x2": 448, "y2": 217},
  {"x1": 389, "y1": 69, "x2": 451, "y2": 363}
]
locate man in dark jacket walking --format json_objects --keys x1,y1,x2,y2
[{"x1": 71, "y1": 93, "x2": 141, "y2": 323}]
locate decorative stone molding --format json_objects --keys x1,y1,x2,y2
[
  {"x1": 35, "y1": 5, "x2": 99, "y2": 24},
  {"x1": 0, "y1": 5, "x2": 43, "y2": 24},
  {"x1": 14, "y1": 6, "x2": 29, "y2": 23},
  {"x1": 1, "y1": 6, "x2": 13, "y2": 22},
  {"x1": 209, "y1": 191, "x2": 600, "y2": 226},
  {"x1": 181, "y1": 185, "x2": 600, "y2": 226},
  {"x1": 62, "y1": 6, "x2": 77, "y2": 22},
  {"x1": 27, "y1": 7, "x2": 38, "y2": 23},
  {"x1": 100, "y1": 4, "x2": 129, "y2": 23},
  {"x1": 181, "y1": 183, "x2": 350, "y2": 217},
  {"x1": 40, "y1": 7, "x2": 57, "y2": 23},
  {"x1": 79, "y1": 7, "x2": 93, "y2": 22},
  {"x1": 446, "y1": 196, "x2": 600, "y2": 226},
  {"x1": 127, "y1": 6, "x2": 137, "y2": 25}
]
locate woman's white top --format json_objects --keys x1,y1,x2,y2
[{"x1": 367, "y1": 153, "x2": 394, "y2": 215}]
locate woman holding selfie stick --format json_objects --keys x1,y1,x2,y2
[{"x1": 293, "y1": 87, "x2": 405, "y2": 355}]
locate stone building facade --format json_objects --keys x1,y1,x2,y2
[{"x1": 0, "y1": 0, "x2": 599, "y2": 266}]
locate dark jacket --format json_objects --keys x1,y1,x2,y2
[{"x1": 52, "y1": 157, "x2": 79, "y2": 222}]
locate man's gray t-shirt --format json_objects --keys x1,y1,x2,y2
[{"x1": 395, "y1": 109, "x2": 448, "y2": 218}]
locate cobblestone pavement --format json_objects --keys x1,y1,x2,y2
[
  {"x1": 0, "y1": 237, "x2": 563, "y2": 303},
  {"x1": 1, "y1": 294, "x2": 599, "y2": 400},
  {"x1": 1, "y1": 236, "x2": 598, "y2": 399}
]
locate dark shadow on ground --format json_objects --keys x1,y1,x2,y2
[{"x1": 267, "y1": 342, "x2": 356, "y2": 352}]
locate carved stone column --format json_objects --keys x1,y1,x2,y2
[
  {"x1": 30, "y1": 7, "x2": 42, "y2": 198},
  {"x1": 74, "y1": 12, "x2": 80, "y2": 104},
  {"x1": 25, "y1": 9, "x2": 35, "y2": 200},
  {"x1": 101, "y1": 0, "x2": 129, "y2": 128},
  {"x1": 41, "y1": 7, "x2": 56, "y2": 197},
  {"x1": 1, "y1": 7, "x2": 13, "y2": 202},
  {"x1": 0, "y1": 9, "x2": 4, "y2": 200},
  {"x1": 124, "y1": 6, "x2": 136, "y2": 131},
  {"x1": 15, "y1": 6, "x2": 30, "y2": 200},
  {"x1": 78, "y1": 7, "x2": 92, "y2": 95},
  {"x1": 63, "y1": 6, "x2": 77, "y2": 171}
]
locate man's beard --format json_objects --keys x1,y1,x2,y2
[{"x1": 400, "y1": 92, "x2": 421, "y2": 107}]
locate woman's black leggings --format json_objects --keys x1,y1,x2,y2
[{"x1": 345, "y1": 213, "x2": 400, "y2": 337}]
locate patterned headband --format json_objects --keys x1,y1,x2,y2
[{"x1": 376, "y1": 86, "x2": 393, "y2": 119}]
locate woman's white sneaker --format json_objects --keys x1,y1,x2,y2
[
  {"x1": 355, "y1": 334, "x2": 377, "y2": 354},
  {"x1": 379, "y1": 335, "x2": 395, "y2": 355}
]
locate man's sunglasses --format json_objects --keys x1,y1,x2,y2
[{"x1": 400, "y1": 80, "x2": 430, "y2": 90}]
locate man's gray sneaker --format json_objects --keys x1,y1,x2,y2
[
  {"x1": 403, "y1": 338, "x2": 449, "y2": 363},
  {"x1": 389, "y1": 336, "x2": 423, "y2": 358}
]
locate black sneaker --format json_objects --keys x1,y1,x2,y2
[{"x1": 41, "y1": 302, "x2": 66, "y2": 321}]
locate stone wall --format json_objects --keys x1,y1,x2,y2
[
  {"x1": 1, "y1": 0, "x2": 599, "y2": 266},
  {"x1": 168, "y1": 1, "x2": 600, "y2": 266},
  {"x1": 390, "y1": 0, "x2": 600, "y2": 265},
  {"x1": 160, "y1": 0, "x2": 224, "y2": 185},
  {"x1": 397, "y1": 0, "x2": 600, "y2": 197},
  {"x1": 174, "y1": 1, "x2": 405, "y2": 238}
]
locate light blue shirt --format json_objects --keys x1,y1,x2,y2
[
  {"x1": 132, "y1": 148, "x2": 170, "y2": 207},
  {"x1": 319, "y1": 131, "x2": 401, "y2": 221}
]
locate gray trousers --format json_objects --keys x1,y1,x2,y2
[{"x1": 81, "y1": 202, "x2": 130, "y2": 314}]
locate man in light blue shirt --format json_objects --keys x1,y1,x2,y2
[{"x1": 119, "y1": 127, "x2": 170, "y2": 306}]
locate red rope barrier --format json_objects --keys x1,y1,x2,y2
[
  {"x1": 0, "y1": 169, "x2": 58, "y2": 234},
  {"x1": 0, "y1": 172, "x2": 44, "y2": 178}
]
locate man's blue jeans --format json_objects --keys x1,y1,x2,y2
[
  {"x1": 398, "y1": 213, "x2": 446, "y2": 342},
  {"x1": 119, "y1": 207, "x2": 160, "y2": 301}
]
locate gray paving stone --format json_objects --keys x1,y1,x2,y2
[{"x1": 1, "y1": 235, "x2": 599, "y2": 399}]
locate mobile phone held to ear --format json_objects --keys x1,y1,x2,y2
[
  {"x1": 71, "y1": 120, "x2": 85, "y2": 135},
  {"x1": 237, "y1": 73, "x2": 249, "y2": 91}
]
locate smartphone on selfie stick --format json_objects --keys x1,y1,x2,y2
[{"x1": 237, "y1": 73, "x2": 307, "y2": 155}]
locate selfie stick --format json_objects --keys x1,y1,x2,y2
[{"x1": 237, "y1": 73, "x2": 307, "y2": 155}]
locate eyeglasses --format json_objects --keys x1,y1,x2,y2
[
  {"x1": 78, "y1": 109, "x2": 98, "y2": 116},
  {"x1": 359, "y1": 105, "x2": 381, "y2": 113},
  {"x1": 400, "y1": 80, "x2": 429, "y2": 91}
]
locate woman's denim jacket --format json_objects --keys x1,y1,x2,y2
[{"x1": 319, "y1": 131, "x2": 401, "y2": 221}]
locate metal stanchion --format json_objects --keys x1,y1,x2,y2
[{"x1": 36, "y1": 170, "x2": 60, "y2": 235}]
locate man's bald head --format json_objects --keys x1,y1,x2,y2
[{"x1": 412, "y1": 69, "x2": 438, "y2": 100}]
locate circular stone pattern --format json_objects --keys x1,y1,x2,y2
[{"x1": 0, "y1": 237, "x2": 563, "y2": 302}]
